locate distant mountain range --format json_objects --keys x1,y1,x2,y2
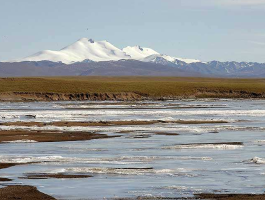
[{"x1": 1, "y1": 38, "x2": 265, "y2": 77}]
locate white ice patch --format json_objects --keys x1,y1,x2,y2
[
  {"x1": 3, "y1": 140, "x2": 37, "y2": 143},
  {"x1": 1, "y1": 109, "x2": 265, "y2": 123},
  {"x1": 62, "y1": 167, "x2": 195, "y2": 176},
  {"x1": 0, "y1": 155, "x2": 64, "y2": 163},
  {"x1": 0, "y1": 155, "x2": 178, "y2": 165},
  {"x1": 65, "y1": 167, "x2": 154, "y2": 175},
  {"x1": 250, "y1": 157, "x2": 265, "y2": 164},
  {"x1": 159, "y1": 185, "x2": 203, "y2": 192},
  {"x1": 163, "y1": 143, "x2": 243, "y2": 150},
  {"x1": 162, "y1": 186, "x2": 188, "y2": 190},
  {"x1": 0, "y1": 124, "x2": 264, "y2": 135},
  {"x1": 253, "y1": 140, "x2": 265, "y2": 144}
]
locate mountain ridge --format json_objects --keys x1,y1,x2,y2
[
  {"x1": 9, "y1": 38, "x2": 200, "y2": 65},
  {"x1": 1, "y1": 38, "x2": 265, "y2": 77}
]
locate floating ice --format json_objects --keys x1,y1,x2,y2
[
  {"x1": 3, "y1": 140, "x2": 37, "y2": 143},
  {"x1": 250, "y1": 157, "x2": 265, "y2": 164},
  {"x1": 163, "y1": 143, "x2": 243, "y2": 150}
]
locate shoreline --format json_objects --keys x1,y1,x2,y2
[{"x1": 0, "y1": 91, "x2": 265, "y2": 102}]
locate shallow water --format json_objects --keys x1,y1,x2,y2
[{"x1": 1, "y1": 99, "x2": 265, "y2": 199}]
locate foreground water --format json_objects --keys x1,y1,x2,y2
[{"x1": 0, "y1": 99, "x2": 265, "y2": 199}]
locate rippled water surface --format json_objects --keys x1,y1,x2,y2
[{"x1": 1, "y1": 99, "x2": 265, "y2": 199}]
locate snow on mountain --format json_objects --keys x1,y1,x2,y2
[
  {"x1": 142, "y1": 54, "x2": 201, "y2": 65},
  {"x1": 123, "y1": 46, "x2": 200, "y2": 64},
  {"x1": 175, "y1": 57, "x2": 201, "y2": 64},
  {"x1": 141, "y1": 54, "x2": 177, "y2": 66},
  {"x1": 16, "y1": 38, "x2": 131, "y2": 64},
  {"x1": 122, "y1": 46, "x2": 159, "y2": 59},
  {"x1": 12, "y1": 38, "x2": 200, "y2": 65}
]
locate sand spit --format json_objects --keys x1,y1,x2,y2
[
  {"x1": 0, "y1": 120, "x2": 229, "y2": 127},
  {"x1": 0, "y1": 178, "x2": 12, "y2": 182},
  {"x1": 20, "y1": 173, "x2": 92, "y2": 179},
  {"x1": 0, "y1": 185, "x2": 56, "y2": 200},
  {"x1": 0, "y1": 163, "x2": 25, "y2": 170},
  {"x1": 0, "y1": 130, "x2": 118, "y2": 143}
]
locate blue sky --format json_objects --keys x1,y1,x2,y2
[{"x1": 1, "y1": 0, "x2": 265, "y2": 62}]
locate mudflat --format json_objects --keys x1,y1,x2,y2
[
  {"x1": 0, "y1": 130, "x2": 118, "y2": 143},
  {"x1": 0, "y1": 185, "x2": 56, "y2": 200}
]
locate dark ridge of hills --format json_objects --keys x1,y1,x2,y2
[{"x1": 0, "y1": 60, "x2": 201, "y2": 77}]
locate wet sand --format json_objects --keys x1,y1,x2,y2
[
  {"x1": 0, "y1": 130, "x2": 118, "y2": 143},
  {"x1": 0, "y1": 120, "x2": 228, "y2": 127},
  {"x1": 20, "y1": 173, "x2": 92, "y2": 179},
  {"x1": 0, "y1": 185, "x2": 56, "y2": 200}
]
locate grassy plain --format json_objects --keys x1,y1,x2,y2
[{"x1": 0, "y1": 77, "x2": 265, "y2": 99}]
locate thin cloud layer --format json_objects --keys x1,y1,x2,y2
[
  {"x1": 214, "y1": 0, "x2": 265, "y2": 6},
  {"x1": 167, "y1": 0, "x2": 265, "y2": 8}
]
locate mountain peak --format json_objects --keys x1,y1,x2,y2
[
  {"x1": 10, "y1": 38, "x2": 200, "y2": 65},
  {"x1": 15, "y1": 38, "x2": 130, "y2": 64},
  {"x1": 88, "y1": 38, "x2": 94, "y2": 43},
  {"x1": 135, "y1": 45, "x2": 143, "y2": 51},
  {"x1": 77, "y1": 38, "x2": 96, "y2": 44}
]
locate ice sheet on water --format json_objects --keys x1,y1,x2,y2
[
  {"x1": 253, "y1": 140, "x2": 265, "y2": 144},
  {"x1": 0, "y1": 155, "x2": 64, "y2": 163},
  {"x1": 0, "y1": 155, "x2": 184, "y2": 165},
  {"x1": 1, "y1": 124, "x2": 264, "y2": 135},
  {"x1": 1, "y1": 108, "x2": 265, "y2": 123},
  {"x1": 2, "y1": 140, "x2": 37, "y2": 143},
  {"x1": 163, "y1": 143, "x2": 243, "y2": 150},
  {"x1": 61, "y1": 167, "x2": 196, "y2": 176}
]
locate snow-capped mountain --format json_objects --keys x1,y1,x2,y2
[
  {"x1": 13, "y1": 38, "x2": 200, "y2": 64},
  {"x1": 4, "y1": 38, "x2": 265, "y2": 78},
  {"x1": 15, "y1": 38, "x2": 131, "y2": 64}
]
